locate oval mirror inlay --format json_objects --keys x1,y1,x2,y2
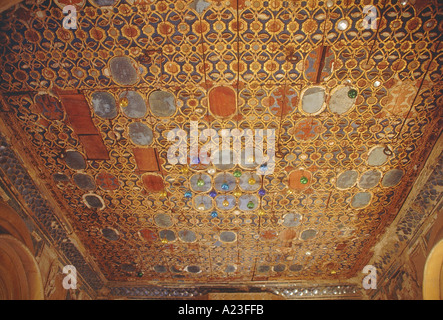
[
  {"x1": 178, "y1": 230, "x2": 197, "y2": 243},
  {"x1": 301, "y1": 87, "x2": 326, "y2": 114},
  {"x1": 102, "y1": 227, "x2": 119, "y2": 241},
  {"x1": 336, "y1": 170, "x2": 359, "y2": 190},
  {"x1": 65, "y1": 151, "x2": 86, "y2": 170},
  {"x1": 83, "y1": 194, "x2": 105, "y2": 209},
  {"x1": 351, "y1": 192, "x2": 372, "y2": 209},
  {"x1": 109, "y1": 56, "x2": 138, "y2": 85},
  {"x1": 120, "y1": 91, "x2": 147, "y2": 118},
  {"x1": 329, "y1": 86, "x2": 357, "y2": 114},
  {"x1": 128, "y1": 122, "x2": 153, "y2": 146},
  {"x1": 358, "y1": 170, "x2": 381, "y2": 189},
  {"x1": 149, "y1": 90, "x2": 176, "y2": 117},
  {"x1": 368, "y1": 146, "x2": 390, "y2": 166},
  {"x1": 220, "y1": 231, "x2": 237, "y2": 243},
  {"x1": 154, "y1": 213, "x2": 173, "y2": 228},
  {"x1": 91, "y1": 92, "x2": 117, "y2": 119},
  {"x1": 282, "y1": 212, "x2": 302, "y2": 227},
  {"x1": 382, "y1": 169, "x2": 404, "y2": 188},
  {"x1": 159, "y1": 229, "x2": 176, "y2": 242},
  {"x1": 73, "y1": 173, "x2": 96, "y2": 191}
]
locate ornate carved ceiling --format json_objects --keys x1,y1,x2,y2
[{"x1": 0, "y1": 0, "x2": 442, "y2": 291}]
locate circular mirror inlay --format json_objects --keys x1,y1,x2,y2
[
  {"x1": 239, "y1": 149, "x2": 259, "y2": 169},
  {"x1": 214, "y1": 173, "x2": 236, "y2": 192},
  {"x1": 214, "y1": 173, "x2": 237, "y2": 193},
  {"x1": 238, "y1": 194, "x2": 259, "y2": 211},
  {"x1": 300, "y1": 229, "x2": 317, "y2": 240},
  {"x1": 215, "y1": 195, "x2": 236, "y2": 210},
  {"x1": 211, "y1": 149, "x2": 235, "y2": 170},
  {"x1": 190, "y1": 174, "x2": 212, "y2": 192},
  {"x1": 239, "y1": 173, "x2": 260, "y2": 191},
  {"x1": 193, "y1": 195, "x2": 213, "y2": 211}
]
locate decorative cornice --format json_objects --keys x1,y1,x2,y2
[
  {"x1": 0, "y1": 132, "x2": 104, "y2": 292},
  {"x1": 106, "y1": 283, "x2": 361, "y2": 299},
  {"x1": 367, "y1": 132, "x2": 443, "y2": 298},
  {"x1": 109, "y1": 286, "x2": 204, "y2": 299},
  {"x1": 270, "y1": 284, "x2": 360, "y2": 299}
]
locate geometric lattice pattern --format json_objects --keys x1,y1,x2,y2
[{"x1": 0, "y1": 0, "x2": 442, "y2": 284}]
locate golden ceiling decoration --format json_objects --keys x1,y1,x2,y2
[{"x1": 0, "y1": 0, "x2": 442, "y2": 286}]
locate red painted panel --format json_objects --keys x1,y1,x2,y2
[
  {"x1": 133, "y1": 147, "x2": 160, "y2": 172},
  {"x1": 58, "y1": 91, "x2": 109, "y2": 161},
  {"x1": 59, "y1": 94, "x2": 97, "y2": 134},
  {"x1": 59, "y1": 94, "x2": 91, "y2": 117},
  {"x1": 78, "y1": 135, "x2": 109, "y2": 160},
  {"x1": 209, "y1": 86, "x2": 236, "y2": 117},
  {"x1": 142, "y1": 174, "x2": 164, "y2": 192}
]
